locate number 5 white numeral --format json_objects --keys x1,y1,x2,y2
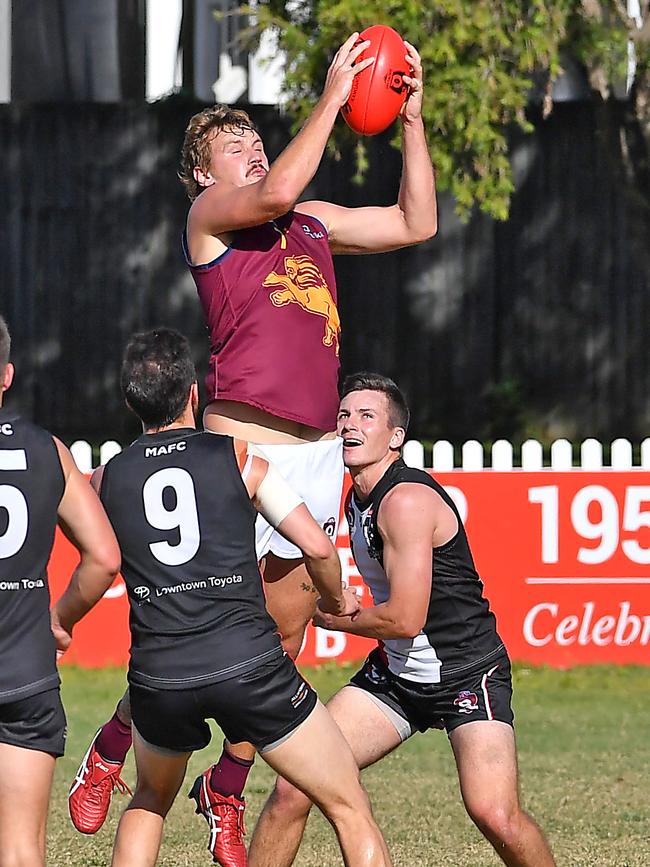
[
  {"x1": 622, "y1": 487, "x2": 650, "y2": 565},
  {"x1": 0, "y1": 449, "x2": 29, "y2": 560}
]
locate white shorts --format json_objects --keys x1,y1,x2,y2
[{"x1": 254, "y1": 438, "x2": 344, "y2": 560}]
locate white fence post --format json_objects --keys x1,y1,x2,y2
[
  {"x1": 550, "y1": 439, "x2": 573, "y2": 470},
  {"x1": 610, "y1": 438, "x2": 633, "y2": 469},
  {"x1": 403, "y1": 439, "x2": 425, "y2": 469},
  {"x1": 99, "y1": 441, "x2": 122, "y2": 465},
  {"x1": 491, "y1": 439, "x2": 513, "y2": 470},
  {"x1": 521, "y1": 439, "x2": 543, "y2": 470},
  {"x1": 462, "y1": 440, "x2": 484, "y2": 470},
  {"x1": 641, "y1": 438, "x2": 650, "y2": 469},
  {"x1": 580, "y1": 438, "x2": 603, "y2": 469},
  {"x1": 432, "y1": 440, "x2": 454, "y2": 471},
  {"x1": 70, "y1": 440, "x2": 93, "y2": 473}
]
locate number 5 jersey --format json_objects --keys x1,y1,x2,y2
[{"x1": 0, "y1": 409, "x2": 65, "y2": 703}]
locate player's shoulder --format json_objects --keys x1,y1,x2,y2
[
  {"x1": 381, "y1": 479, "x2": 439, "y2": 513},
  {"x1": 1, "y1": 412, "x2": 57, "y2": 451},
  {"x1": 294, "y1": 201, "x2": 336, "y2": 234}
]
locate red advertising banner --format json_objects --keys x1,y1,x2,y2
[{"x1": 50, "y1": 471, "x2": 650, "y2": 669}]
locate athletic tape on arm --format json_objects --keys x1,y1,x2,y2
[{"x1": 248, "y1": 446, "x2": 304, "y2": 528}]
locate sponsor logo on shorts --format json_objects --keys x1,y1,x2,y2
[
  {"x1": 453, "y1": 690, "x2": 479, "y2": 714},
  {"x1": 322, "y1": 517, "x2": 336, "y2": 538},
  {"x1": 290, "y1": 682, "x2": 309, "y2": 708}
]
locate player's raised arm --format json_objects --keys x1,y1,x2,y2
[
  {"x1": 299, "y1": 41, "x2": 437, "y2": 255},
  {"x1": 235, "y1": 440, "x2": 357, "y2": 618},
  {"x1": 50, "y1": 441, "x2": 121, "y2": 654},
  {"x1": 186, "y1": 34, "x2": 375, "y2": 239},
  {"x1": 314, "y1": 483, "x2": 439, "y2": 637}
]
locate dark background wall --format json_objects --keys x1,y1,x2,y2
[{"x1": 1, "y1": 98, "x2": 649, "y2": 445}]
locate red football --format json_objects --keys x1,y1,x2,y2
[{"x1": 341, "y1": 25, "x2": 410, "y2": 136}]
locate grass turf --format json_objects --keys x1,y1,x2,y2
[{"x1": 50, "y1": 663, "x2": 650, "y2": 866}]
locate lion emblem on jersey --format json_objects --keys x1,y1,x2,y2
[{"x1": 263, "y1": 255, "x2": 341, "y2": 354}]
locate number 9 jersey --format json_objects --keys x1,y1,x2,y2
[
  {"x1": 0, "y1": 409, "x2": 65, "y2": 704},
  {"x1": 99, "y1": 428, "x2": 283, "y2": 691}
]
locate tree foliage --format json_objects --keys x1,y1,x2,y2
[
  {"x1": 570, "y1": 1, "x2": 650, "y2": 217},
  {"x1": 239, "y1": 1, "x2": 649, "y2": 222}
]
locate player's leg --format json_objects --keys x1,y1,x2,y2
[
  {"x1": 190, "y1": 556, "x2": 313, "y2": 803},
  {"x1": 193, "y1": 438, "x2": 343, "y2": 865},
  {"x1": 450, "y1": 720, "x2": 556, "y2": 866},
  {"x1": 263, "y1": 552, "x2": 317, "y2": 659},
  {"x1": 0, "y1": 743, "x2": 56, "y2": 866},
  {"x1": 111, "y1": 728, "x2": 190, "y2": 867},
  {"x1": 189, "y1": 556, "x2": 318, "y2": 866},
  {"x1": 249, "y1": 679, "x2": 407, "y2": 867},
  {"x1": 0, "y1": 688, "x2": 65, "y2": 866},
  {"x1": 69, "y1": 686, "x2": 133, "y2": 833},
  {"x1": 259, "y1": 699, "x2": 393, "y2": 867},
  {"x1": 258, "y1": 436, "x2": 343, "y2": 661},
  {"x1": 445, "y1": 659, "x2": 557, "y2": 867}
]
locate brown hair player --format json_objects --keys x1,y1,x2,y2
[
  {"x1": 69, "y1": 32, "x2": 437, "y2": 867},
  {"x1": 249, "y1": 373, "x2": 557, "y2": 867}
]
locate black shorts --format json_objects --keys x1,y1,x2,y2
[
  {"x1": 349, "y1": 647, "x2": 514, "y2": 737},
  {"x1": 0, "y1": 688, "x2": 66, "y2": 757},
  {"x1": 130, "y1": 653, "x2": 318, "y2": 755}
]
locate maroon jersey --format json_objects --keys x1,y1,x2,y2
[{"x1": 184, "y1": 211, "x2": 341, "y2": 432}]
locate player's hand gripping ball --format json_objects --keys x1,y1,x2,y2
[{"x1": 341, "y1": 25, "x2": 411, "y2": 136}]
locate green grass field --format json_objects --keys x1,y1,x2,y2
[{"x1": 50, "y1": 663, "x2": 650, "y2": 866}]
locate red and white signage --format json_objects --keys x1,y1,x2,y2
[{"x1": 49, "y1": 471, "x2": 650, "y2": 669}]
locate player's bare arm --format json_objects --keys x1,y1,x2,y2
[
  {"x1": 313, "y1": 483, "x2": 449, "y2": 637},
  {"x1": 298, "y1": 42, "x2": 437, "y2": 255},
  {"x1": 50, "y1": 439, "x2": 121, "y2": 654},
  {"x1": 188, "y1": 34, "x2": 375, "y2": 244}
]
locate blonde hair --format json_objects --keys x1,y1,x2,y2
[{"x1": 179, "y1": 105, "x2": 258, "y2": 200}]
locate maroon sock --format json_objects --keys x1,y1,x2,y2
[
  {"x1": 209, "y1": 744, "x2": 254, "y2": 798},
  {"x1": 94, "y1": 710, "x2": 132, "y2": 764}
]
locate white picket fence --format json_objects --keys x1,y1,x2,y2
[{"x1": 69, "y1": 437, "x2": 650, "y2": 473}]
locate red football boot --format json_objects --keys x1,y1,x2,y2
[
  {"x1": 68, "y1": 730, "x2": 132, "y2": 834},
  {"x1": 189, "y1": 768, "x2": 247, "y2": 867}
]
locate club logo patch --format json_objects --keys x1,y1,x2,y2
[
  {"x1": 362, "y1": 510, "x2": 380, "y2": 560},
  {"x1": 453, "y1": 690, "x2": 479, "y2": 714},
  {"x1": 365, "y1": 662, "x2": 388, "y2": 686}
]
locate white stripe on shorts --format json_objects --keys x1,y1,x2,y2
[{"x1": 480, "y1": 664, "x2": 500, "y2": 721}]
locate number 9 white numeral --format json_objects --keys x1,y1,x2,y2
[{"x1": 142, "y1": 468, "x2": 200, "y2": 566}]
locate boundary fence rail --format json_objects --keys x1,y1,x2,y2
[{"x1": 70, "y1": 438, "x2": 650, "y2": 472}]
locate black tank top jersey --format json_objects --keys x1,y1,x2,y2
[
  {"x1": 99, "y1": 428, "x2": 282, "y2": 690},
  {"x1": 0, "y1": 409, "x2": 65, "y2": 702},
  {"x1": 347, "y1": 458, "x2": 505, "y2": 684}
]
